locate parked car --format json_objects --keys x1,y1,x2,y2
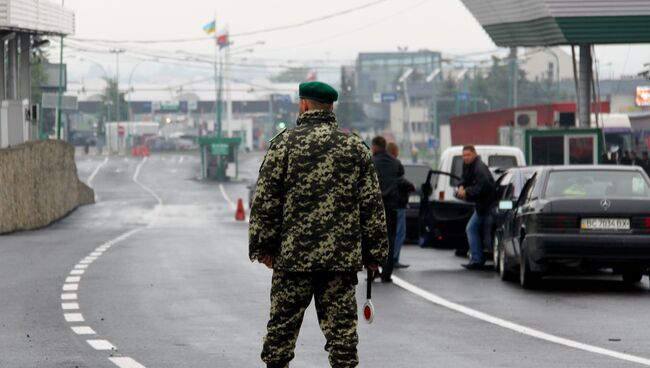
[
  {"x1": 492, "y1": 167, "x2": 538, "y2": 271},
  {"x1": 420, "y1": 146, "x2": 526, "y2": 254},
  {"x1": 403, "y1": 162, "x2": 431, "y2": 244},
  {"x1": 497, "y1": 165, "x2": 650, "y2": 288}
]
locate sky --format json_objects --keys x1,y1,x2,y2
[{"x1": 58, "y1": 0, "x2": 650, "y2": 84}]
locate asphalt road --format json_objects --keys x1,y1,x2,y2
[{"x1": 2, "y1": 152, "x2": 650, "y2": 368}]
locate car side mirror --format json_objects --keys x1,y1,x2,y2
[{"x1": 498, "y1": 200, "x2": 514, "y2": 211}]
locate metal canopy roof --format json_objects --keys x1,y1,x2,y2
[
  {"x1": 460, "y1": 0, "x2": 650, "y2": 46},
  {"x1": 0, "y1": 0, "x2": 75, "y2": 36}
]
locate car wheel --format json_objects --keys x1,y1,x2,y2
[
  {"x1": 493, "y1": 234, "x2": 500, "y2": 271},
  {"x1": 622, "y1": 270, "x2": 644, "y2": 284},
  {"x1": 499, "y1": 241, "x2": 516, "y2": 282},
  {"x1": 519, "y1": 245, "x2": 541, "y2": 289}
]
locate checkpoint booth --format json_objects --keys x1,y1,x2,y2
[
  {"x1": 199, "y1": 137, "x2": 242, "y2": 181},
  {"x1": 525, "y1": 128, "x2": 604, "y2": 166}
]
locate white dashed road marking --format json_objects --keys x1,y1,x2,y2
[
  {"x1": 62, "y1": 284, "x2": 78, "y2": 291},
  {"x1": 71, "y1": 326, "x2": 96, "y2": 335},
  {"x1": 64, "y1": 313, "x2": 84, "y2": 323},
  {"x1": 61, "y1": 303, "x2": 80, "y2": 310},
  {"x1": 393, "y1": 276, "x2": 650, "y2": 366},
  {"x1": 87, "y1": 339, "x2": 116, "y2": 351},
  {"x1": 62, "y1": 157, "x2": 160, "y2": 368},
  {"x1": 109, "y1": 357, "x2": 147, "y2": 368}
]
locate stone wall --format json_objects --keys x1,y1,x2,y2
[{"x1": 0, "y1": 140, "x2": 95, "y2": 234}]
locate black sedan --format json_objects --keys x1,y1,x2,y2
[
  {"x1": 497, "y1": 165, "x2": 650, "y2": 288},
  {"x1": 492, "y1": 167, "x2": 538, "y2": 269}
]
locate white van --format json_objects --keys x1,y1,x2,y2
[
  {"x1": 420, "y1": 146, "x2": 525, "y2": 253},
  {"x1": 434, "y1": 145, "x2": 526, "y2": 202}
]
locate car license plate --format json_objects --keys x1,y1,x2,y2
[{"x1": 581, "y1": 218, "x2": 630, "y2": 231}]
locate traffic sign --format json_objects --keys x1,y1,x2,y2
[
  {"x1": 428, "y1": 138, "x2": 439, "y2": 149},
  {"x1": 381, "y1": 93, "x2": 398, "y2": 103},
  {"x1": 456, "y1": 92, "x2": 470, "y2": 102},
  {"x1": 211, "y1": 143, "x2": 229, "y2": 156}
]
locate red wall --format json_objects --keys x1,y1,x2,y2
[{"x1": 450, "y1": 102, "x2": 610, "y2": 146}]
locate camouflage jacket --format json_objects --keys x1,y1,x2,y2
[{"x1": 249, "y1": 110, "x2": 388, "y2": 272}]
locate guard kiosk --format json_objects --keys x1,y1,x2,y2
[
  {"x1": 199, "y1": 137, "x2": 242, "y2": 181},
  {"x1": 525, "y1": 128, "x2": 604, "y2": 166}
]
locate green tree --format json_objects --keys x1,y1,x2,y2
[
  {"x1": 98, "y1": 78, "x2": 128, "y2": 131},
  {"x1": 31, "y1": 54, "x2": 49, "y2": 106},
  {"x1": 271, "y1": 67, "x2": 311, "y2": 83}
]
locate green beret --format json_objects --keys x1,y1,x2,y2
[{"x1": 299, "y1": 81, "x2": 338, "y2": 104}]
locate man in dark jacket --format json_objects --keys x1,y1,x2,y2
[
  {"x1": 387, "y1": 142, "x2": 415, "y2": 268},
  {"x1": 456, "y1": 145, "x2": 496, "y2": 269},
  {"x1": 371, "y1": 136, "x2": 404, "y2": 282}
]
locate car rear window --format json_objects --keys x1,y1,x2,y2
[
  {"x1": 488, "y1": 155, "x2": 517, "y2": 170},
  {"x1": 404, "y1": 165, "x2": 430, "y2": 187},
  {"x1": 545, "y1": 170, "x2": 650, "y2": 198}
]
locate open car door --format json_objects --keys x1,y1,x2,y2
[{"x1": 419, "y1": 170, "x2": 475, "y2": 252}]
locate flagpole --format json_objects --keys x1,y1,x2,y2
[{"x1": 213, "y1": 12, "x2": 220, "y2": 139}]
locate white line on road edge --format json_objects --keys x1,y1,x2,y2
[
  {"x1": 61, "y1": 156, "x2": 161, "y2": 368},
  {"x1": 219, "y1": 184, "x2": 237, "y2": 211},
  {"x1": 87, "y1": 157, "x2": 109, "y2": 186},
  {"x1": 392, "y1": 276, "x2": 650, "y2": 366}
]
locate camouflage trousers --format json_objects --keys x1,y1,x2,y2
[{"x1": 261, "y1": 271, "x2": 359, "y2": 368}]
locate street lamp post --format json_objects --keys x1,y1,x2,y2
[
  {"x1": 543, "y1": 47, "x2": 561, "y2": 101},
  {"x1": 56, "y1": 0, "x2": 65, "y2": 140},
  {"x1": 109, "y1": 49, "x2": 125, "y2": 122},
  {"x1": 426, "y1": 68, "x2": 442, "y2": 164},
  {"x1": 127, "y1": 61, "x2": 150, "y2": 121},
  {"x1": 398, "y1": 68, "x2": 415, "y2": 156}
]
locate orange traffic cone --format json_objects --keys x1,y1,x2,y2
[{"x1": 235, "y1": 198, "x2": 246, "y2": 221}]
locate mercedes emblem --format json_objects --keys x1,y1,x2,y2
[{"x1": 600, "y1": 199, "x2": 612, "y2": 212}]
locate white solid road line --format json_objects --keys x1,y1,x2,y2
[
  {"x1": 393, "y1": 276, "x2": 650, "y2": 366},
  {"x1": 71, "y1": 326, "x2": 96, "y2": 335},
  {"x1": 86, "y1": 339, "x2": 116, "y2": 351},
  {"x1": 87, "y1": 157, "x2": 109, "y2": 186},
  {"x1": 109, "y1": 357, "x2": 147, "y2": 368}
]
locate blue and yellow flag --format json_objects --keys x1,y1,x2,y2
[{"x1": 203, "y1": 20, "x2": 216, "y2": 35}]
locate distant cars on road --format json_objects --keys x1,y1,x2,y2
[{"x1": 496, "y1": 165, "x2": 650, "y2": 288}]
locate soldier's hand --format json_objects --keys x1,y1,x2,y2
[
  {"x1": 367, "y1": 264, "x2": 379, "y2": 272},
  {"x1": 258, "y1": 255, "x2": 273, "y2": 269}
]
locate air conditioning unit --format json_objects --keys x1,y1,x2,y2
[{"x1": 514, "y1": 111, "x2": 538, "y2": 128}]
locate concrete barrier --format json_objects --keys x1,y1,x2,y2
[{"x1": 0, "y1": 140, "x2": 95, "y2": 234}]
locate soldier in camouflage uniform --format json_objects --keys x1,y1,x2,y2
[{"x1": 249, "y1": 81, "x2": 389, "y2": 368}]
